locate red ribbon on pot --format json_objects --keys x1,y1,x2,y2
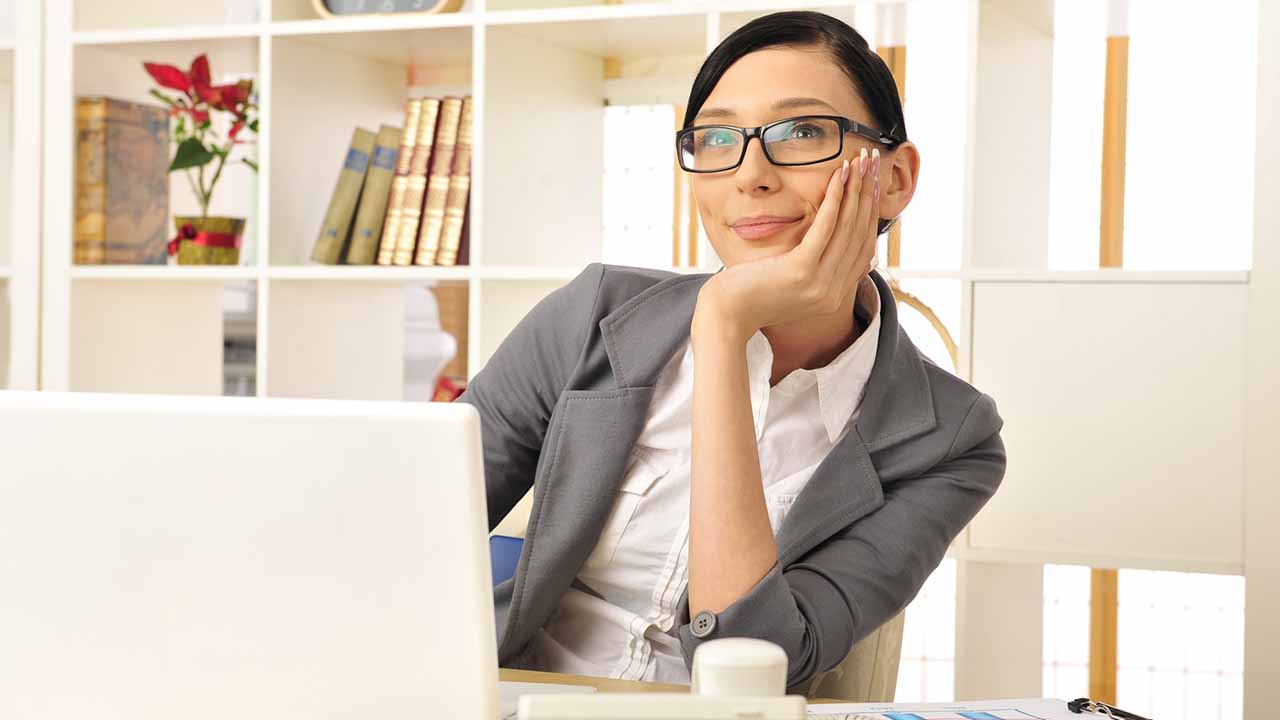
[{"x1": 168, "y1": 223, "x2": 242, "y2": 257}]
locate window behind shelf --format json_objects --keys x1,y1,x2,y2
[
  {"x1": 1043, "y1": 564, "x2": 1244, "y2": 720},
  {"x1": 1048, "y1": 0, "x2": 1257, "y2": 271},
  {"x1": 895, "y1": 558, "x2": 958, "y2": 702}
]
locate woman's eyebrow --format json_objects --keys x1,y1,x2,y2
[{"x1": 694, "y1": 97, "x2": 839, "y2": 123}]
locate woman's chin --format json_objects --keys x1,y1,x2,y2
[{"x1": 738, "y1": 237, "x2": 801, "y2": 261}]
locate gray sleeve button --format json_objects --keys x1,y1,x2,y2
[{"x1": 691, "y1": 609, "x2": 717, "y2": 638}]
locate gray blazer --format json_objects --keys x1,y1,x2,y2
[{"x1": 455, "y1": 262, "x2": 1006, "y2": 691}]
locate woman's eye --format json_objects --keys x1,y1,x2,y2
[
  {"x1": 702, "y1": 130, "x2": 735, "y2": 147},
  {"x1": 785, "y1": 122, "x2": 824, "y2": 139}
]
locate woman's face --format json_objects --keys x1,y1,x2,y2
[{"x1": 689, "y1": 45, "x2": 915, "y2": 268}]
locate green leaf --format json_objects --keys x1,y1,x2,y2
[
  {"x1": 248, "y1": 119, "x2": 259, "y2": 133},
  {"x1": 170, "y1": 137, "x2": 214, "y2": 171},
  {"x1": 148, "y1": 89, "x2": 179, "y2": 107},
  {"x1": 243, "y1": 158, "x2": 259, "y2": 172}
]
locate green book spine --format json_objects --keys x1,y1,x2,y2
[
  {"x1": 311, "y1": 127, "x2": 376, "y2": 265},
  {"x1": 344, "y1": 124, "x2": 403, "y2": 265}
]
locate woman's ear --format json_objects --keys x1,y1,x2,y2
[{"x1": 878, "y1": 141, "x2": 920, "y2": 222}]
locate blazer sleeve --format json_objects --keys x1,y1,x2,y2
[
  {"x1": 675, "y1": 392, "x2": 1007, "y2": 691},
  {"x1": 454, "y1": 262, "x2": 606, "y2": 530}
]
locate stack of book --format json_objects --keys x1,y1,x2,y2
[{"x1": 311, "y1": 94, "x2": 472, "y2": 267}]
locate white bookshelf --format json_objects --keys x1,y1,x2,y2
[
  {"x1": 2, "y1": 0, "x2": 42, "y2": 392},
  {"x1": 1, "y1": 30, "x2": 10, "y2": 391},
  {"x1": 45, "y1": 0, "x2": 836, "y2": 399},
  {"x1": 36, "y1": 0, "x2": 1263, "y2": 399}
]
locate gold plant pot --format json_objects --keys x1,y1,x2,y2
[{"x1": 172, "y1": 216, "x2": 245, "y2": 266}]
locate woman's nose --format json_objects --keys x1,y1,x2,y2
[{"x1": 734, "y1": 136, "x2": 776, "y2": 190}]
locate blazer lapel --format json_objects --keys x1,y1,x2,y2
[
  {"x1": 669, "y1": 269, "x2": 940, "y2": 628},
  {"x1": 500, "y1": 270, "x2": 715, "y2": 660},
  {"x1": 505, "y1": 267, "x2": 941, "y2": 659},
  {"x1": 771, "y1": 269, "x2": 939, "y2": 563}
]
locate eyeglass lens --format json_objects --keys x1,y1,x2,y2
[{"x1": 679, "y1": 116, "x2": 843, "y2": 172}]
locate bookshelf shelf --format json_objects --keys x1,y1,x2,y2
[
  {"x1": 69, "y1": 265, "x2": 261, "y2": 281},
  {"x1": 0, "y1": 38, "x2": 13, "y2": 51},
  {"x1": 57, "y1": 264, "x2": 720, "y2": 284},
  {"x1": 72, "y1": 24, "x2": 265, "y2": 46},
  {"x1": 0, "y1": 267, "x2": 11, "y2": 279},
  {"x1": 267, "y1": 265, "x2": 472, "y2": 281}
]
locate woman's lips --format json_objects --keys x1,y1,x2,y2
[{"x1": 731, "y1": 218, "x2": 801, "y2": 240}]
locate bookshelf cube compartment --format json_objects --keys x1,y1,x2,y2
[
  {"x1": 483, "y1": 14, "x2": 706, "y2": 268},
  {"x1": 266, "y1": 279, "x2": 468, "y2": 400},
  {"x1": 73, "y1": 37, "x2": 262, "y2": 266},
  {"x1": 74, "y1": 0, "x2": 261, "y2": 34},
  {"x1": 0, "y1": 46, "x2": 11, "y2": 270},
  {"x1": 476, "y1": 278, "x2": 565, "y2": 370},
  {"x1": 69, "y1": 279, "x2": 255, "y2": 396},
  {"x1": 269, "y1": 27, "x2": 473, "y2": 266}
]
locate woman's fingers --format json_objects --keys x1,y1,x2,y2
[
  {"x1": 795, "y1": 160, "x2": 848, "y2": 268},
  {"x1": 839, "y1": 170, "x2": 876, "y2": 302},
  {"x1": 842, "y1": 148, "x2": 880, "y2": 281},
  {"x1": 823, "y1": 147, "x2": 871, "y2": 288}
]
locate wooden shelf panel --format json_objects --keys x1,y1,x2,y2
[
  {"x1": 72, "y1": 24, "x2": 264, "y2": 46},
  {"x1": 70, "y1": 266, "x2": 261, "y2": 281},
  {"x1": 60, "y1": 265, "x2": 1251, "y2": 286},
  {"x1": 269, "y1": 265, "x2": 472, "y2": 281}
]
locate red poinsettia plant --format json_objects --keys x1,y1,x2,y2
[{"x1": 144, "y1": 53, "x2": 259, "y2": 219}]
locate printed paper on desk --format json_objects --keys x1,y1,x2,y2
[{"x1": 806, "y1": 697, "x2": 1083, "y2": 720}]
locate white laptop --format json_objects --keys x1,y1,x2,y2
[{"x1": 0, "y1": 390, "x2": 504, "y2": 720}]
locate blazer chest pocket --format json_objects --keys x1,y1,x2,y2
[{"x1": 583, "y1": 447, "x2": 670, "y2": 570}]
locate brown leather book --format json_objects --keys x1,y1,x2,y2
[
  {"x1": 374, "y1": 99, "x2": 422, "y2": 266},
  {"x1": 384, "y1": 98, "x2": 442, "y2": 266},
  {"x1": 411, "y1": 96, "x2": 463, "y2": 266},
  {"x1": 434, "y1": 95, "x2": 472, "y2": 267},
  {"x1": 75, "y1": 97, "x2": 170, "y2": 265}
]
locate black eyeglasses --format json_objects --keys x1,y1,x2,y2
[{"x1": 676, "y1": 114, "x2": 900, "y2": 173}]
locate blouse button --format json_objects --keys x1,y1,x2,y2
[{"x1": 691, "y1": 609, "x2": 717, "y2": 638}]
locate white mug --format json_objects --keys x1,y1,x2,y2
[{"x1": 690, "y1": 638, "x2": 788, "y2": 697}]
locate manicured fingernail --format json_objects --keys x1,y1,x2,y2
[
  {"x1": 859, "y1": 147, "x2": 868, "y2": 176},
  {"x1": 871, "y1": 148, "x2": 880, "y2": 175},
  {"x1": 841, "y1": 158, "x2": 849, "y2": 183}
]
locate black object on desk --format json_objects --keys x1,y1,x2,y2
[{"x1": 1068, "y1": 697, "x2": 1153, "y2": 720}]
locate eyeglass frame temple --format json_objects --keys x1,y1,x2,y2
[{"x1": 675, "y1": 114, "x2": 900, "y2": 173}]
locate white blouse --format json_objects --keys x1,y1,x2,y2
[{"x1": 524, "y1": 275, "x2": 883, "y2": 684}]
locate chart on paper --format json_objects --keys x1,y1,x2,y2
[
  {"x1": 807, "y1": 697, "x2": 1082, "y2": 720},
  {"x1": 814, "y1": 707, "x2": 1044, "y2": 712}
]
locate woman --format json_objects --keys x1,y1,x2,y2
[{"x1": 456, "y1": 11, "x2": 1007, "y2": 692}]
